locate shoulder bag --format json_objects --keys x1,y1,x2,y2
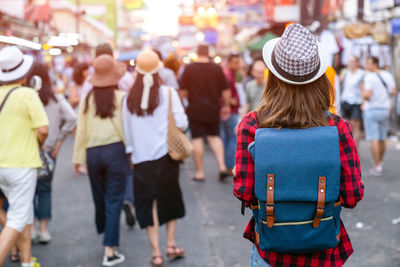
[{"x1": 167, "y1": 88, "x2": 192, "y2": 161}]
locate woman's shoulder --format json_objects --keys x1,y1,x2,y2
[{"x1": 240, "y1": 111, "x2": 259, "y2": 129}]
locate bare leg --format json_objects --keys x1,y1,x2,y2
[
  {"x1": 379, "y1": 141, "x2": 386, "y2": 165},
  {"x1": 0, "y1": 199, "x2": 6, "y2": 227},
  {"x1": 192, "y1": 138, "x2": 205, "y2": 179},
  {"x1": 145, "y1": 200, "x2": 162, "y2": 265},
  {"x1": 38, "y1": 219, "x2": 48, "y2": 233},
  {"x1": 349, "y1": 119, "x2": 361, "y2": 150},
  {"x1": 18, "y1": 224, "x2": 32, "y2": 264},
  {"x1": 206, "y1": 136, "x2": 227, "y2": 172},
  {"x1": 104, "y1": 246, "x2": 114, "y2": 257},
  {"x1": 166, "y1": 220, "x2": 177, "y2": 247},
  {"x1": 0, "y1": 227, "x2": 19, "y2": 265},
  {"x1": 370, "y1": 141, "x2": 381, "y2": 167}
]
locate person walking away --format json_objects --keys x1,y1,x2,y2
[
  {"x1": 180, "y1": 44, "x2": 232, "y2": 182},
  {"x1": 241, "y1": 60, "x2": 267, "y2": 116},
  {"x1": 340, "y1": 56, "x2": 364, "y2": 149},
  {"x1": 153, "y1": 49, "x2": 179, "y2": 90},
  {"x1": 69, "y1": 62, "x2": 89, "y2": 109},
  {"x1": 234, "y1": 24, "x2": 364, "y2": 267},
  {"x1": 80, "y1": 43, "x2": 136, "y2": 227},
  {"x1": 26, "y1": 63, "x2": 77, "y2": 244},
  {"x1": 0, "y1": 46, "x2": 49, "y2": 267},
  {"x1": 363, "y1": 56, "x2": 396, "y2": 176},
  {"x1": 122, "y1": 51, "x2": 187, "y2": 267},
  {"x1": 222, "y1": 54, "x2": 241, "y2": 173},
  {"x1": 72, "y1": 55, "x2": 129, "y2": 266}
]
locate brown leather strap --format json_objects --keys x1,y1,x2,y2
[
  {"x1": 313, "y1": 176, "x2": 326, "y2": 228},
  {"x1": 266, "y1": 174, "x2": 275, "y2": 228}
]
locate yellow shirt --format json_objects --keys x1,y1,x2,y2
[
  {"x1": 73, "y1": 90, "x2": 126, "y2": 164},
  {"x1": 0, "y1": 84, "x2": 49, "y2": 168}
]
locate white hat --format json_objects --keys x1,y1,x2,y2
[
  {"x1": 0, "y1": 46, "x2": 34, "y2": 83},
  {"x1": 262, "y1": 24, "x2": 329, "y2": 85}
]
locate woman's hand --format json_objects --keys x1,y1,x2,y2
[
  {"x1": 51, "y1": 141, "x2": 62, "y2": 158},
  {"x1": 73, "y1": 164, "x2": 80, "y2": 177}
]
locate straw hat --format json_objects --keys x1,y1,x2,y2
[
  {"x1": 262, "y1": 23, "x2": 329, "y2": 85},
  {"x1": 343, "y1": 23, "x2": 371, "y2": 39},
  {"x1": 0, "y1": 46, "x2": 34, "y2": 83},
  {"x1": 89, "y1": 54, "x2": 126, "y2": 87},
  {"x1": 135, "y1": 50, "x2": 163, "y2": 110}
]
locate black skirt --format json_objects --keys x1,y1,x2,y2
[{"x1": 133, "y1": 154, "x2": 185, "y2": 229}]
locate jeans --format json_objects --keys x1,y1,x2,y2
[
  {"x1": 220, "y1": 114, "x2": 238, "y2": 170},
  {"x1": 87, "y1": 142, "x2": 129, "y2": 247},
  {"x1": 124, "y1": 173, "x2": 134, "y2": 205},
  {"x1": 33, "y1": 164, "x2": 54, "y2": 220},
  {"x1": 250, "y1": 245, "x2": 271, "y2": 267}
]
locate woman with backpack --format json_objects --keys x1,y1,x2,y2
[
  {"x1": 122, "y1": 51, "x2": 187, "y2": 267},
  {"x1": 233, "y1": 24, "x2": 364, "y2": 267},
  {"x1": 72, "y1": 54, "x2": 130, "y2": 267},
  {"x1": 25, "y1": 63, "x2": 77, "y2": 244}
]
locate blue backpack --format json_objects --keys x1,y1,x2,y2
[{"x1": 248, "y1": 126, "x2": 341, "y2": 253}]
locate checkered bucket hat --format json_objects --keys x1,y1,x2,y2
[{"x1": 262, "y1": 23, "x2": 329, "y2": 85}]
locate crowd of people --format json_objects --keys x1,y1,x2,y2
[{"x1": 0, "y1": 22, "x2": 397, "y2": 267}]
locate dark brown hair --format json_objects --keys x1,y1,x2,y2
[
  {"x1": 126, "y1": 73, "x2": 161, "y2": 116},
  {"x1": 84, "y1": 86, "x2": 117, "y2": 118},
  {"x1": 25, "y1": 62, "x2": 57, "y2": 106},
  {"x1": 73, "y1": 62, "x2": 89, "y2": 86},
  {"x1": 256, "y1": 73, "x2": 334, "y2": 129}
]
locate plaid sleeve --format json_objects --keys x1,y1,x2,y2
[
  {"x1": 233, "y1": 112, "x2": 258, "y2": 206},
  {"x1": 332, "y1": 116, "x2": 364, "y2": 208}
]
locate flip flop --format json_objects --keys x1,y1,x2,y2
[
  {"x1": 9, "y1": 253, "x2": 20, "y2": 263},
  {"x1": 166, "y1": 246, "x2": 185, "y2": 260},
  {"x1": 191, "y1": 177, "x2": 205, "y2": 182},
  {"x1": 151, "y1": 255, "x2": 163, "y2": 267}
]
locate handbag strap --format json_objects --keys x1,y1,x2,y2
[
  {"x1": 375, "y1": 72, "x2": 391, "y2": 96},
  {"x1": 0, "y1": 86, "x2": 19, "y2": 113},
  {"x1": 168, "y1": 87, "x2": 177, "y2": 129}
]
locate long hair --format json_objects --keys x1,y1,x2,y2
[
  {"x1": 84, "y1": 86, "x2": 117, "y2": 118},
  {"x1": 25, "y1": 63, "x2": 57, "y2": 106},
  {"x1": 73, "y1": 62, "x2": 89, "y2": 86},
  {"x1": 126, "y1": 73, "x2": 161, "y2": 116},
  {"x1": 256, "y1": 72, "x2": 334, "y2": 129}
]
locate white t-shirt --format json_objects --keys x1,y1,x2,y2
[
  {"x1": 341, "y1": 69, "x2": 364, "y2": 105},
  {"x1": 320, "y1": 30, "x2": 340, "y2": 66},
  {"x1": 364, "y1": 70, "x2": 395, "y2": 110},
  {"x1": 122, "y1": 85, "x2": 188, "y2": 164}
]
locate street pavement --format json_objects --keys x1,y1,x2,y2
[{"x1": 4, "y1": 137, "x2": 400, "y2": 267}]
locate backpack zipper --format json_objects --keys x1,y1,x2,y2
[{"x1": 261, "y1": 216, "x2": 333, "y2": 226}]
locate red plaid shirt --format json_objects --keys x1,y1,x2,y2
[{"x1": 233, "y1": 111, "x2": 364, "y2": 267}]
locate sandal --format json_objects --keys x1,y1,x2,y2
[
  {"x1": 151, "y1": 255, "x2": 163, "y2": 267},
  {"x1": 9, "y1": 253, "x2": 20, "y2": 263},
  {"x1": 166, "y1": 245, "x2": 185, "y2": 260}
]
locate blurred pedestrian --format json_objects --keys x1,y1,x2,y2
[
  {"x1": 26, "y1": 63, "x2": 77, "y2": 244},
  {"x1": 363, "y1": 56, "x2": 396, "y2": 176},
  {"x1": 62, "y1": 57, "x2": 78, "y2": 97},
  {"x1": 179, "y1": 44, "x2": 231, "y2": 182},
  {"x1": 122, "y1": 51, "x2": 187, "y2": 267},
  {"x1": 0, "y1": 46, "x2": 49, "y2": 267},
  {"x1": 241, "y1": 60, "x2": 267, "y2": 116},
  {"x1": 340, "y1": 56, "x2": 364, "y2": 149},
  {"x1": 72, "y1": 54, "x2": 129, "y2": 266},
  {"x1": 163, "y1": 53, "x2": 181, "y2": 77},
  {"x1": 69, "y1": 62, "x2": 89, "y2": 109},
  {"x1": 222, "y1": 54, "x2": 241, "y2": 173},
  {"x1": 234, "y1": 23, "x2": 364, "y2": 267},
  {"x1": 81, "y1": 43, "x2": 136, "y2": 227},
  {"x1": 153, "y1": 49, "x2": 179, "y2": 90},
  {"x1": 81, "y1": 43, "x2": 134, "y2": 95}
]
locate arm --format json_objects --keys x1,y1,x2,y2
[
  {"x1": 69, "y1": 83, "x2": 80, "y2": 108},
  {"x1": 171, "y1": 88, "x2": 188, "y2": 131},
  {"x1": 362, "y1": 75, "x2": 372, "y2": 101},
  {"x1": 37, "y1": 126, "x2": 48, "y2": 146},
  {"x1": 72, "y1": 97, "x2": 88, "y2": 167},
  {"x1": 233, "y1": 114, "x2": 258, "y2": 206},
  {"x1": 337, "y1": 119, "x2": 364, "y2": 208},
  {"x1": 52, "y1": 97, "x2": 77, "y2": 158}
]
